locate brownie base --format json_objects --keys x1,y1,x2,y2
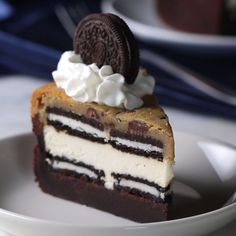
[{"x1": 34, "y1": 145, "x2": 168, "y2": 223}]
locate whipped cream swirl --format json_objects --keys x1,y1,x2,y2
[{"x1": 52, "y1": 51, "x2": 155, "y2": 110}]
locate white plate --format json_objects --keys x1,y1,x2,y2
[
  {"x1": 102, "y1": 0, "x2": 236, "y2": 53},
  {"x1": 0, "y1": 132, "x2": 236, "y2": 236}
]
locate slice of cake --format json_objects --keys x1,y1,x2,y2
[{"x1": 31, "y1": 13, "x2": 174, "y2": 223}]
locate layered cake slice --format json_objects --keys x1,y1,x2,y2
[{"x1": 31, "y1": 13, "x2": 174, "y2": 223}]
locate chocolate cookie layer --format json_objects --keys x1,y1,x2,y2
[
  {"x1": 46, "y1": 107, "x2": 104, "y2": 131},
  {"x1": 46, "y1": 152, "x2": 105, "y2": 178},
  {"x1": 110, "y1": 129, "x2": 163, "y2": 160}
]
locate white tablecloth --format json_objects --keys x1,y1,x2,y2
[{"x1": 0, "y1": 75, "x2": 236, "y2": 236}]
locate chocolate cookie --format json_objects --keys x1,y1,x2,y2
[{"x1": 74, "y1": 13, "x2": 139, "y2": 84}]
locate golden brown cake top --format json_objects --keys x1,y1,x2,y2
[{"x1": 32, "y1": 82, "x2": 172, "y2": 134}]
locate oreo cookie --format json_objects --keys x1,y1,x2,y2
[{"x1": 74, "y1": 13, "x2": 139, "y2": 84}]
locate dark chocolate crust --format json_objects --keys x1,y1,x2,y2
[{"x1": 34, "y1": 146, "x2": 168, "y2": 222}]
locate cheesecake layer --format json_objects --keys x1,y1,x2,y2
[{"x1": 44, "y1": 125, "x2": 173, "y2": 192}]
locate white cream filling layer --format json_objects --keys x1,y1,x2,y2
[
  {"x1": 46, "y1": 158, "x2": 98, "y2": 179},
  {"x1": 48, "y1": 113, "x2": 107, "y2": 139},
  {"x1": 44, "y1": 125, "x2": 173, "y2": 189},
  {"x1": 48, "y1": 113, "x2": 163, "y2": 154},
  {"x1": 111, "y1": 136, "x2": 163, "y2": 154},
  {"x1": 118, "y1": 179, "x2": 160, "y2": 198}
]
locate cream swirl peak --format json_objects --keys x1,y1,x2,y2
[{"x1": 52, "y1": 51, "x2": 155, "y2": 110}]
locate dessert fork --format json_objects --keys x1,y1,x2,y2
[
  {"x1": 54, "y1": 1, "x2": 90, "y2": 38},
  {"x1": 141, "y1": 50, "x2": 236, "y2": 107}
]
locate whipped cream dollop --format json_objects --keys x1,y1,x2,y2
[{"x1": 52, "y1": 51, "x2": 155, "y2": 110}]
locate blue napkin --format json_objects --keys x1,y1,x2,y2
[{"x1": 0, "y1": 0, "x2": 236, "y2": 120}]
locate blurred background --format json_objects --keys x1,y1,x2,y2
[
  {"x1": 1, "y1": 1, "x2": 236, "y2": 234},
  {"x1": 0, "y1": 0, "x2": 236, "y2": 137}
]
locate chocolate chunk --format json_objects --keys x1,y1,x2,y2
[
  {"x1": 128, "y1": 120, "x2": 149, "y2": 135},
  {"x1": 104, "y1": 122, "x2": 115, "y2": 130},
  {"x1": 74, "y1": 13, "x2": 139, "y2": 84},
  {"x1": 86, "y1": 108, "x2": 99, "y2": 120}
]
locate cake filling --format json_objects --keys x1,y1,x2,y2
[
  {"x1": 115, "y1": 179, "x2": 161, "y2": 199},
  {"x1": 44, "y1": 125, "x2": 173, "y2": 194},
  {"x1": 110, "y1": 137, "x2": 162, "y2": 153},
  {"x1": 46, "y1": 107, "x2": 164, "y2": 159},
  {"x1": 110, "y1": 136, "x2": 163, "y2": 159},
  {"x1": 46, "y1": 158, "x2": 99, "y2": 179},
  {"x1": 112, "y1": 173, "x2": 170, "y2": 200},
  {"x1": 46, "y1": 107, "x2": 104, "y2": 130},
  {"x1": 48, "y1": 113, "x2": 107, "y2": 140}
]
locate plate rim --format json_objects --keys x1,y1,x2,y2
[
  {"x1": 101, "y1": 0, "x2": 236, "y2": 48},
  {"x1": 0, "y1": 132, "x2": 236, "y2": 229}
]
